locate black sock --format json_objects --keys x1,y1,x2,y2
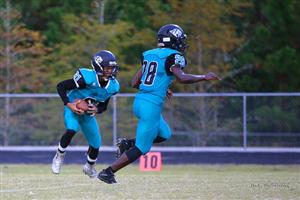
[
  {"x1": 60, "y1": 129, "x2": 76, "y2": 148},
  {"x1": 87, "y1": 146, "x2": 99, "y2": 165},
  {"x1": 58, "y1": 149, "x2": 65, "y2": 154}
]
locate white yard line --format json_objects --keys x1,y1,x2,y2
[{"x1": 0, "y1": 182, "x2": 94, "y2": 193}]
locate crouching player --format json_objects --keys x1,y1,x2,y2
[{"x1": 51, "y1": 50, "x2": 120, "y2": 178}]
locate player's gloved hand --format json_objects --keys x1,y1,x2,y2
[
  {"x1": 204, "y1": 72, "x2": 221, "y2": 81},
  {"x1": 67, "y1": 101, "x2": 84, "y2": 115},
  {"x1": 86, "y1": 100, "x2": 97, "y2": 116}
]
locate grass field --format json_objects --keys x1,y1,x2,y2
[{"x1": 0, "y1": 164, "x2": 299, "y2": 200}]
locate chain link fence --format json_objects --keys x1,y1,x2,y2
[{"x1": 0, "y1": 93, "x2": 299, "y2": 147}]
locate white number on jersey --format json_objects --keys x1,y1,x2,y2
[{"x1": 73, "y1": 71, "x2": 82, "y2": 88}]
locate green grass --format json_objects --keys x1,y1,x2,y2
[{"x1": 0, "y1": 164, "x2": 299, "y2": 200}]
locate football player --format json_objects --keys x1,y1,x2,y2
[
  {"x1": 52, "y1": 50, "x2": 120, "y2": 178},
  {"x1": 97, "y1": 24, "x2": 220, "y2": 184}
]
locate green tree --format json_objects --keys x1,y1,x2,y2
[
  {"x1": 147, "y1": 0, "x2": 251, "y2": 92},
  {"x1": 13, "y1": 0, "x2": 94, "y2": 45},
  {"x1": 226, "y1": 0, "x2": 300, "y2": 92},
  {"x1": 46, "y1": 13, "x2": 154, "y2": 92},
  {"x1": 104, "y1": 0, "x2": 151, "y2": 29},
  {"x1": 0, "y1": 0, "x2": 49, "y2": 145},
  {"x1": 0, "y1": 2, "x2": 50, "y2": 93}
]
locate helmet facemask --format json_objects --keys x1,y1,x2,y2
[
  {"x1": 92, "y1": 63, "x2": 119, "y2": 81},
  {"x1": 172, "y1": 34, "x2": 187, "y2": 53},
  {"x1": 102, "y1": 64, "x2": 119, "y2": 80}
]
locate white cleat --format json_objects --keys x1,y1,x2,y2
[
  {"x1": 82, "y1": 163, "x2": 97, "y2": 178},
  {"x1": 52, "y1": 151, "x2": 65, "y2": 174}
]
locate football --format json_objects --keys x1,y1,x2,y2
[{"x1": 74, "y1": 99, "x2": 89, "y2": 111}]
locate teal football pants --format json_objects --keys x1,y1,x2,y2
[
  {"x1": 133, "y1": 98, "x2": 171, "y2": 155},
  {"x1": 64, "y1": 106, "x2": 101, "y2": 148}
]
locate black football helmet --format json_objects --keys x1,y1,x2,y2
[
  {"x1": 157, "y1": 24, "x2": 187, "y2": 53},
  {"x1": 91, "y1": 50, "x2": 119, "y2": 78}
]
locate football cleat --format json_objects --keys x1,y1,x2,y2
[
  {"x1": 97, "y1": 169, "x2": 117, "y2": 184},
  {"x1": 115, "y1": 138, "x2": 134, "y2": 158},
  {"x1": 51, "y1": 151, "x2": 65, "y2": 174},
  {"x1": 82, "y1": 163, "x2": 97, "y2": 178}
]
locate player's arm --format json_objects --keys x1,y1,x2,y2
[
  {"x1": 56, "y1": 71, "x2": 86, "y2": 114},
  {"x1": 131, "y1": 55, "x2": 144, "y2": 89},
  {"x1": 166, "y1": 53, "x2": 219, "y2": 84},
  {"x1": 172, "y1": 66, "x2": 220, "y2": 84},
  {"x1": 131, "y1": 68, "x2": 143, "y2": 88},
  {"x1": 96, "y1": 98, "x2": 110, "y2": 114},
  {"x1": 57, "y1": 79, "x2": 77, "y2": 105}
]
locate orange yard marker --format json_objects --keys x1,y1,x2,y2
[{"x1": 139, "y1": 152, "x2": 162, "y2": 171}]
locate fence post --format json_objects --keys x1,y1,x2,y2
[
  {"x1": 112, "y1": 95, "x2": 117, "y2": 146},
  {"x1": 243, "y1": 94, "x2": 247, "y2": 149}
]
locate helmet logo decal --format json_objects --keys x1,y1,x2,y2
[
  {"x1": 163, "y1": 37, "x2": 171, "y2": 42},
  {"x1": 95, "y1": 56, "x2": 103, "y2": 66},
  {"x1": 170, "y1": 28, "x2": 182, "y2": 37}
]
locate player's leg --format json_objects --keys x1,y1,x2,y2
[
  {"x1": 80, "y1": 115, "x2": 101, "y2": 178},
  {"x1": 82, "y1": 145, "x2": 99, "y2": 178},
  {"x1": 115, "y1": 115, "x2": 171, "y2": 158},
  {"x1": 99, "y1": 122, "x2": 158, "y2": 184},
  {"x1": 115, "y1": 137, "x2": 135, "y2": 158},
  {"x1": 156, "y1": 115, "x2": 172, "y2": 142},
  {"x1": 98, "y1": 99, "x2": 160, "y2": 184},
  {"x1": 57, "y1": 129, "x2": 76, "y2": 153},
  {"x1": 52, "y1": 107, "x2": 80, "y2": 174}
]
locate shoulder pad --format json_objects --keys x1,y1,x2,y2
[
  {"x1": 174, "y1": 54, "x2": 186, "y2": 69},
  {"x1": 109, "y1": 79, "x2": 120, "y2": 94},
  {"x1": 78, "y1": 68, "x2": 98, "y2": 86},
  {"x1": 143, "y1": 48, "x2": 180, "y2": 59}
]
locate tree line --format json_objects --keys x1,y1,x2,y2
[
  {"x1": 1, "y1": 0, "x2": 299, "y2": 93},
  {"x1": 0, "y1": 0, "x2": 299, "y2": 146}
]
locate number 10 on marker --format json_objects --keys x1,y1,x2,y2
[{"x1": 139, "y1": 152, "x2": 162, "y2": 171}]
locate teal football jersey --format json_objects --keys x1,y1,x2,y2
[
  {"x1": 136, "y1": 48, "x2": 186, "y2": 105},
  {"x1": 67, "y1": 68, "x2": 120, "y2": 103}
]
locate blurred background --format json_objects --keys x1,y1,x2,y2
[{"x1": 0, "y1": 0, "x2": 299, "y2": 149}]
